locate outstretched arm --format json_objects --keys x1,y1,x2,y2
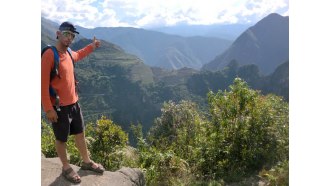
[{"x1": 72, "y1": 36, "x2": 102, "y2": 62}]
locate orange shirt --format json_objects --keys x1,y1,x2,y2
[{"x1": 41, "y1": 44, "x2": 94, "y2": 112}]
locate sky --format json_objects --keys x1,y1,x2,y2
[{"x1": 41, "y1": 0, "x2": 289, "y2": 28}]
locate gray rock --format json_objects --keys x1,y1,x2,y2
[{"x1": 41, "y1": 156, "x2": 145, "y2": 186}]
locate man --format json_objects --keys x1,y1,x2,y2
[{"x1": 41, "y1": 21, "x2": 104, "y2": 184}]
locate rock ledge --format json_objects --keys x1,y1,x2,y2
[{"x1": 41, "y1": 156, "x2": 145, "y2": 186}]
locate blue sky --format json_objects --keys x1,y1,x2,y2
[{"x1": 41, "y1": 0, "x2": 289, "y2": 28}]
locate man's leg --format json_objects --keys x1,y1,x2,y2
[
  {"x1": 74, "y1": 132, "x2": 91, "y2": 163},
  {"x1": 52, "y1": 105, "x2": 72, "y2": 170},
  {"x1": 72, "y1": 103, "x2": 104, "y2": 171},
  {"x1": 55, "y1": 140, "x2": 81, "y2": 182},
  {"x1": 55, "y1": 140, "x2": 71, "y2": 169},
  {"x1": 52, "y1": 106, "x2": 81, "y2": 181},
  {"x1": 74, "y1": 132, "x2": 102, "y2": 169}
]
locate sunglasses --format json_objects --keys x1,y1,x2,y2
[{"x1": 61, "y1": 31, "x2": 75, "y2": 39}]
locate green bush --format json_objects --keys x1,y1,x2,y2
[
  {"x1": 148, "y1": 100, "x2": 211, "y2": 180},
  {"x1": 149, "y1": 101, "x2": 206, "y2": 155},
  {"x1": 41, "y1": 116, "x2": 130, "y2": 171},
  {"x1": 134, "y1": 78, "x2": 288, "y2": 184},
  {"x1": 138, "y1": 146, "x2": 190, "y2": 185},
  {"x1": 41, "y1": 120, "x2": 56, "y2": 157},
  {"x1": 42, "y1": 78, "x2": 289, "y2": 185},
  {"x1": 85, "y1": 116, "x2": 129, "y2": 171},
  {"x1": 202, "y1": 78, "x2": 289, "y2": 182},
  {"x1": 132, "y1": 122, "x2": 192, "y2": 185},
  {"x1": 259, "y1": 160, "x2": 289, "y2": 186}
]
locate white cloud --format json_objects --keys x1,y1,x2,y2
[
  {"x1": 242, "y1": 0, "x2": 288, "y2": 16},
  {"x1": 282, "y1": 9, "x2": 289, "y2": 17},
  {"x1": 41, "y1": 0, "x2": 289, "y2": 28},
  {"x1": 41, "y1": 0, "x2": 100, "y2": 27}
]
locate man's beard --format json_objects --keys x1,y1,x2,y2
[
  {"x1": 62, "y1": 40, "x2": 71, "y2": 48},
  {"x1": 64, "y1": 41, "x2": 71, "y2": 48}
]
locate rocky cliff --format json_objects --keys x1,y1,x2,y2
[{"x1": 41, "y1": 154, "x2": 145, "y2": 186}]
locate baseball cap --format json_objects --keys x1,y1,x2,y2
[{"x1": 59, "y1": 21, "x2": 80, "y2": 34}]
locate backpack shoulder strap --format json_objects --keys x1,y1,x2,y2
[
  {"x1": 67, "y1": 47, "x2": 75, "y2": 66},
  {"x1": 41, "y1": 45, "x2": 52, "y2": 56},
  {"x1": 66, "y1": 47, "x2": 78, "y2": 87},
  {"x1": 51, "y1": 46, "x2": 60, "y2": 78},
  {"x1": 41, "y1": 45, "x2": 60, "y2": 80}
]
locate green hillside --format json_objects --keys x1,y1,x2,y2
[
  {"x1": 41, "y1": 18, "x2": 288, "y2": 140},
  {"x1": 42, "y1": 78, "x2": 289, "y2": 185}
]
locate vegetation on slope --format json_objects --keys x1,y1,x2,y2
[{"x1": 42, "y1": 78, "x2": 289, "y2": 185}]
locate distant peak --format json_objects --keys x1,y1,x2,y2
[
  {"x1": 262, "y1": 13, "x2": 287, "y2": 21},
  {"x1": 267, "y1": 13, "x2": 282, "y2": 17},
  {"x1": 252, "y1": 12, "x2": 288, "y2": 28}
]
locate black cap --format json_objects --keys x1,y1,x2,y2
[{"x1": 59, "y1": 21, "x2": 79, "y2": 34}]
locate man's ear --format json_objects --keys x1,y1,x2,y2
[{"x1": 56, "y1": 31, "x2": 61, "y2": 39}]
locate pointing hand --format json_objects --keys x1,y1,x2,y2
[{"x1": 92, "y1": 36, "x2": 101, "y2": 49}]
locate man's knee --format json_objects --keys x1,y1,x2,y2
[
  {"x1": 56, "y1": 139, "x2": 66, "y2": 144},
  {"x1": 55, "y1": 140, "x2": 67, "y2": 147},
  {"x1": 74, "y1": 132, "x2": 85, "y2": 140}
]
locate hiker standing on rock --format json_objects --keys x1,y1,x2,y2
[{"x1": 41, "y1": 21, "x2": 105, "y2": 184}]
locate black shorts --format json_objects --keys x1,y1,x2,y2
[{"x1": 52, "y1": 102, "x2": 85, "y2": 142}]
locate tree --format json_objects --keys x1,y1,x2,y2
[
  {"x1": 85, "y1": 116, "x2": 129, "y2": 170},
  {"x1": 203, "y1": 78, "x2": 289, "y2": 182}
]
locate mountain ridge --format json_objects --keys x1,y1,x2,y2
[
  {"x1": 202, "y1": 13, "x2": 289, "y2": 75},
  {"x1": 73, "y1": 23, "x2": 232, "y2": 70},
  {"x1": 150, "y1": 23, "x2": 252, "y2": 40}
]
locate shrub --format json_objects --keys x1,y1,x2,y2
[
  {"x1": 203, "y1": 78, "x2": 289, "y2": 182},
  {"x1": 259, "y1": 160, "x2": 289, "y2": 186},
  {"x1": 85, "y1": 116, "x2": 129, "y2": 171},
  {"x1": 41, "y1": 120, "x2": 56, "y2": 157},
  {"x1": 132, "y1": 122, "x2": 191, "y2": 185}
]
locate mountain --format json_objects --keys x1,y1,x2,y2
[
  {"x1": 202, "y1": 13, "x2": 289, "y2": 75},
  {"x1": 187, "y1": 61, "x2": 289, "y2": 101},
  {"x1": 150, "y1": 23, "x2": 252, "y2": 40},
  {"x1": 151, "y1": 67, "x2": 199, "y2": 86},
  {"x1": 75, "y1": 25, "x2": 232, "y2": 70},
  {"x1": 41, "y1": 17, "x2": 58, "y2": 48},
  {"x1": 262, "y1": 61, "x2": 289, "y2": 101},
  {"x1": 41, "y1": 16, "x2": 289, "y2": 141}
]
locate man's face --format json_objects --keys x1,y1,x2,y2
[{"x1": 57, "y1": 30, "x2": 75, "y2": 47}]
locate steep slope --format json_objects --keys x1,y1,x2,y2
[
  {"x1": 41, "y1": 17, "x2": 57, "y2": 48},
  {"x1": 203, "y1": 13, "x2": 289, "y2": 75},
  {"x1": 71, "y1": 38, "x2": 154, "y2": 85},
  {"x1": 262, "y1": 61, "x2": 289, "y2": 101},
  {"x1": 75, "y1": 25, "x2": 232, "y2": 70}
]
